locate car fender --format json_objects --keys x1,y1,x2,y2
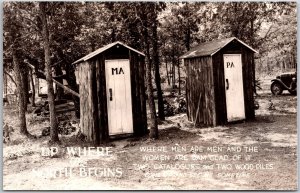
[{"x1": 271, "y1": 79, "x2": 290, "y2": 90}]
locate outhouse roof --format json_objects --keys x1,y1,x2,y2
[
  {"x1": 72, "y1": 41, "x2": 145, "y2": 64},
  {"x1": 180, "y1": 37, "x2": 258, "y2": 59}
]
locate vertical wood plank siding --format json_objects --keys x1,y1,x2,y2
[
  {"x1": 78, "y1": 61, "x2": 95, "y2": 142},
  {"x1": 212, "y1": 52, "x2": 227, "y2": 125},
  {"x1": 96, "y1": 54, "x2": 109, "y2": 144},
  {"x1": 129, "y1": 51, "x2": 147, "y2": 136},
  {"x1": 78, "y1": 44, "x2": 147, "y2": 144},
  {"x1": 185, "y1": 56, "x2": 216, "y2": 126},
  {"x1": 241, "y1": 48, "x2": 255, "y2": 120}
]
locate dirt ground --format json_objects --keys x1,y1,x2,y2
[{"x1": 2, "y1": 79, "x2": 297, "y2": 190}]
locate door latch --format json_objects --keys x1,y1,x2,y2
[
  {"x1": 109, "y1": 88, "x2": 113, "y2": 101},
  {"x1": 226, "y1": 79, "x2": 229, "y2": 90}
]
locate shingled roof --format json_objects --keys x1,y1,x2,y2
[
  {"x1": 180, "y1": 37, "x2": 258, "y2": 59},
  {"x1": 72, "y1": 41, "x2": 145, "y2": 64}
]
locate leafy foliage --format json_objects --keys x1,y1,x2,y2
[{"x1": 4, "y1": 2, "x2": 296, "y2": 77}]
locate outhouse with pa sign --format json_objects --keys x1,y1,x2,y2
[
  {"x1": 73, "y1": 41, "x2": 147, "y2": 144},
  {"x1": 180, "y1": 37, "x2": 258, "y2": 127}
]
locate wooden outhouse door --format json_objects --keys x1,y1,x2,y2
[
  {"x1": 105, "y1": 59, "x2": 133, "y2": 135},
  {"x1": 223, "y1": 54, "x2": 246, "y2": 122}
]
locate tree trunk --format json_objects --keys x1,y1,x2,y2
[
  {"x1": 233, "y1": 3, "x2": 239, "y2": 37},
  {"x1": 151, "y1": 17, "x2": 165, "y2": 120},
  {"x1": 142, "y1": 12, "x2": 158, "y2": 139},
  {"x1": 172, "y1": 55, "x2": 176, "y2": 89},
  {"x1": 171, "y1": 45, "x2": 175, "y2": 88},
  {"x1": 293, "y1": 49, "x2": 297, "y2": 69},
  {"x1": 171, "y1": 32, "x2": 176, "y2": 88},
  {"x1": 54, "y1": 66, "x2": 64, "y2": 100},
  {"x1": 39, "y1": 2, "x2": 59, "y2": 143},
  {"x1": 12, "y1": 45, "x2": 29, "y2": 135},
  {"x1": 146, "y1": 53, "x2": 158, "y2": 139},
  {"x1": 29, "y1": 69, "x2": 35, "y2": 107},
  {"x1": 7, "y1": 6, "x2": 30, "y2": 136},
  {"x1": 177, "y1": 59, "x2": 181, "y2": 95},
  {"x1": 249, "y1": 3, "x2": 255, "y2": 47},
  {"x1": 165, "y1": 57, "x2": 170, "y2": 85},
  {"x1": 3, "y1": 71, "x2": 7, "y2": 96},
  {"x1": 21, "y1": 68, "x2": 29, "y2": 110},
  {"x1": 65, "y1": 64, "x2": 80, "y2": 118},
  {"x1": 184, "y1": 27, "x2": 191, "y2": 51},
  {"x1": 111, "y1": 27, "x2": 116, "y2": 42}
]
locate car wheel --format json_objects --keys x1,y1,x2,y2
[{"x1": 271, "y1": 82, "x2": 283, "y2": 95}]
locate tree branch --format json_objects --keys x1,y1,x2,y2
[
  {"x1": 25, "y1": 61, "x2": 79, "y2": 98},
  {"x1": 4, "y1": 69, "x2": 17, "y2": 86}
]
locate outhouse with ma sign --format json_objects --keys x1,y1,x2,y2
[
  {"x1": 180, "y1": 37, "x2": 258, "y2": 126},
  {"x1": 73, "y1": 41, "x2": 147, "y2": 144}
]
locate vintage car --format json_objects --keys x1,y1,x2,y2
[{"x1": 271, "y1": 71, "x2": 297, "y2": 95}]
